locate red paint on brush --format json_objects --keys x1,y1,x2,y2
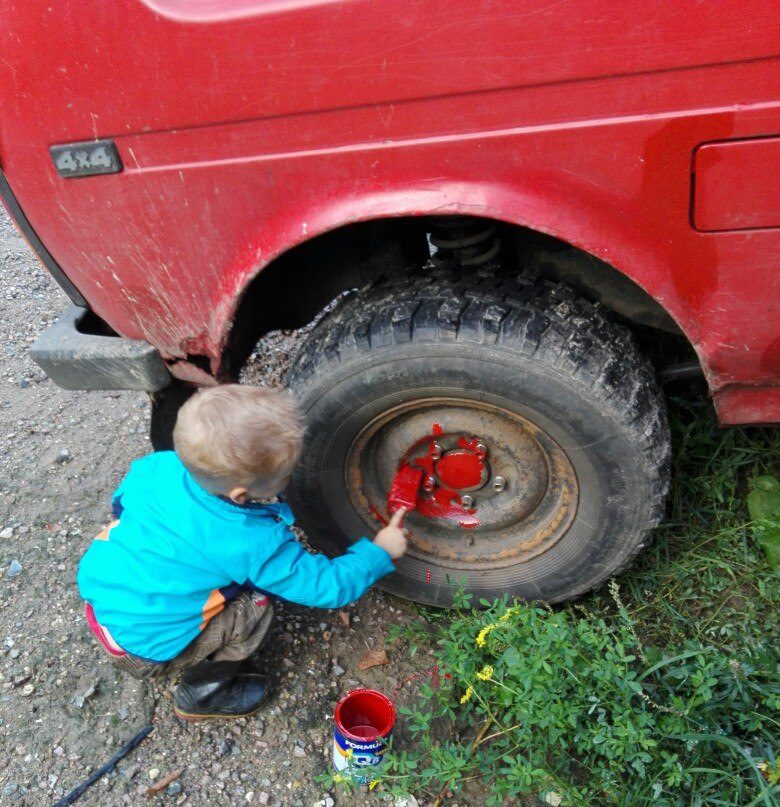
[{"x1": 387, "y1": 464, "x2": 423, "y2": 514}]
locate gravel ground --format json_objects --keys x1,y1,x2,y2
[{"x1": 0, "y1": 208, "x2": 447, "y2": 807}]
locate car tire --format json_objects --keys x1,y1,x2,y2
[{"x1": 285, "y1": 270, "x2": 671, "y2": 605}]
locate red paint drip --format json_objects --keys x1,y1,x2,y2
[
  {"x1": 426, "y1": 568, "x2": 431, "y2": 583},
  {"x1": 458, "y1": 435, "x2": 486, "y2": 459},
  {"x1": 369, "y1": 504, "x2": 389, "y2": 526},
  {"x1": 393, "y1": 665, "x2": 451, "y2": 704},
  {"x1": 415, "y1": 486, "x2": 480, "y2": 528},
  {"x1": 432, "y1": 423, "x2": 443, "y2": 437}
]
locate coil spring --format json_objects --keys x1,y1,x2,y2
[{"x1": 429, "y1": 217, "x2": 501, "y2": 268}]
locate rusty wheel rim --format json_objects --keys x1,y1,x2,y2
[{"x1": 346, "y1": 398, "x2": 579, "y2": 569}]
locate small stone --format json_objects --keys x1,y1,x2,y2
[
  {"x1": 2, "y1": 784, "x2": 18, "y2": 797},
  {"x1": 218, "y1": 740, "x2": 230, "y2": 755},
  {"x1": 9, "y1": 648, "x2": 21, "y2": 659},
  {"x1": 245, "y1": 792, "x2": 254, "y2": 804},
  {"x1": 7, "y1": 560, "x2": 22, "y2": 578},
  {"x1": 293, "y1": 746, "x2": 305, "y2": 758},
  {"x1": 332, "y1": 665, "x2": 345, "y2": 677},
  {"x1": 394, "y1": 797, "x2": 420, "y2": 807},
  {"x1": 148, "y1": 768, "x2": 160, "y2": 781},
  {"x1": 167, "y1": 782, "x2": 182, "y2": 796},
  {"x1": 19, "y1": 379, "x2": 30, "y2": 388},
  {"x1": 54, "y1": 448, "x2": 71, "y2": 464},
  {"x1": 21, "y1": 684, "x2": 35, "y2": 696},
  {"x1": 123, "y1": 764, "x2": 139, "y2": 780},
  {"x1": 0, "y1": 527, "x2": 13, "y2": 539},
  {"x1": 118, "y1": 706, "x2": 129, "y2": 720},
  {"x1": 258, "y1": 792, "x2": 269, "y2": 805}
]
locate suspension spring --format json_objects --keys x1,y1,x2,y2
[{"x1": 429, "y1": 217, "x2": 501, "y2": 268}]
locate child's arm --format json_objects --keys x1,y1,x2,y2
[{"x1": 244, "y1": 510, "x2": 408, "y2": 609}]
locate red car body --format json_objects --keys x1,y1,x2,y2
[{"x1": 1, "y1": 0, "x2": 779, "y2": 423}]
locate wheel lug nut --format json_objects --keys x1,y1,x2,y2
[
  {"x1": 461, "y1": 494, "x2": 474, "y2": 508},
  {"x1": 492, "y1": 476, "x2": 506, "y2": 492},
  {"x1": 422, "y1": 476, "x2": 436, "y2": 492},
  {"x1": 431, "y1": 442, "x2": 442, "y2": 460}
]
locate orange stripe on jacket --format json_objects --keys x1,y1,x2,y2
[
  {"x1": 94, "y1": 520, "x2": 120, "y2": 541},
  {"x1": 200, "y1": 588, "x2": 226, "y2": 631}
]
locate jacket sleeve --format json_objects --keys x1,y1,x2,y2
[{"x1": 244, "y1": 528, "x2": 395, "y2": 609}]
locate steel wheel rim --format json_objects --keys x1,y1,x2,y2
[{"x1": 345, "y1": 397, "x2": 579, "y2": 569}]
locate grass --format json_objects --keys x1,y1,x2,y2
[
  {"x1": 369, "y1": 389, "x2": 780, "y2": 806},
  {"x1": 608, "y1": 389, "x2": 779, "y2": 653}
]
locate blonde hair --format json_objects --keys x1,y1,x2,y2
[{"x1": 173, "y1": 384, "x2": 304, "y2": 492}]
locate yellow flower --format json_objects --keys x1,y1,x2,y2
[
  {"x1": 368, "y1": 779, "x2": 380, "y2": 790},
  {"x1": 476, "y1": 664, "x2": 494, "y2": 681},
  {"x1": 460, "y1": 685, "x2": 474, "y2": 704},
  {"x1": 476, "y1": 624, "x2": 496, "y2": 647},
  {"x1": 499, "y1": 606, "x2": 519, "y2": 622}
]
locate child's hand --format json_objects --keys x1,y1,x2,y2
[{"x1": 373, "y1": 508, "x2": 410, "y2": 560}]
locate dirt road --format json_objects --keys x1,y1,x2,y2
[{"x1": 0, "y1": 209, "x2": 429, "y2": 807}]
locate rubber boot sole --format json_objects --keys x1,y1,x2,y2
[{"x1": 173, "y1": 703, "x2": 264, "y2": 722}]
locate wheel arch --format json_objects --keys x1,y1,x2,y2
[{"x1": 216, "y1": 183, "x2": 699, "y2": 380}]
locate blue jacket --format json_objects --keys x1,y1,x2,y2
[{"x1": 77, "y1": 452, "x2": 394, "y2": 662}]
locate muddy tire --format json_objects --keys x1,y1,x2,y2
[
  {"x1": 149, "y1": 380, "x2": 196, "y2": 452},
  {"x1": 287, "y1": 271, "x2": 670, "y2": 605}
]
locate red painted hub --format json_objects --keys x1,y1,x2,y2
[
  {"x1": 435, "y1": 451, "x2": 485, "y2": 490},
  {"x1": 381, "y1": 424, "x2": 489, "y2": 529},
  {"x1": 347, "y1": 398, "x2": 580, "y2": 567}
]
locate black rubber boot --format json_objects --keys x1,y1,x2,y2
[{"x1": 173, "y1": 659, "x2": 271, "y2": 721}]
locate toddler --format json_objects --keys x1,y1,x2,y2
[{"x1": 77, "y1": 385, "x2": 408, "y2": 720}]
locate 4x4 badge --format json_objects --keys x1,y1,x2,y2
[{"x1": 50, "y1": 140, "x2": 122, "y2": 178}]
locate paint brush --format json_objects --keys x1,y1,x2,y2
[{"x1": 387, "y1": 464, "x2": 423, "y2": 523}]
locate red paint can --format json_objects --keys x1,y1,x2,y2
[{"x1": 332, "y1": 689, "x2": 395, "y2": 783}]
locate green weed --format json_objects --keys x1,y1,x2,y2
[
  {"x1": 338, "y1": 395, "x2": 780, "y2": 805},
  {"x1": 382, "y1": 589, "x2": 778, "y2": 806}
]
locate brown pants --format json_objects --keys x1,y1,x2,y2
[{"x1": 94, "y1": 593, "x2": 274, "y2": 680}]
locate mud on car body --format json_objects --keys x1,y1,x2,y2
[{"x1": 2, "y1": 0, "x2": 778, "y2": 604}]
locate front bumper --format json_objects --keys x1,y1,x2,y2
[{"x1": 30, "y1": 304, "x2": 170, "y2": 392}]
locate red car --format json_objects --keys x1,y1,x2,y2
[{"x1": 2, "y1": 0, "x2": 778, "y2": 604}]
